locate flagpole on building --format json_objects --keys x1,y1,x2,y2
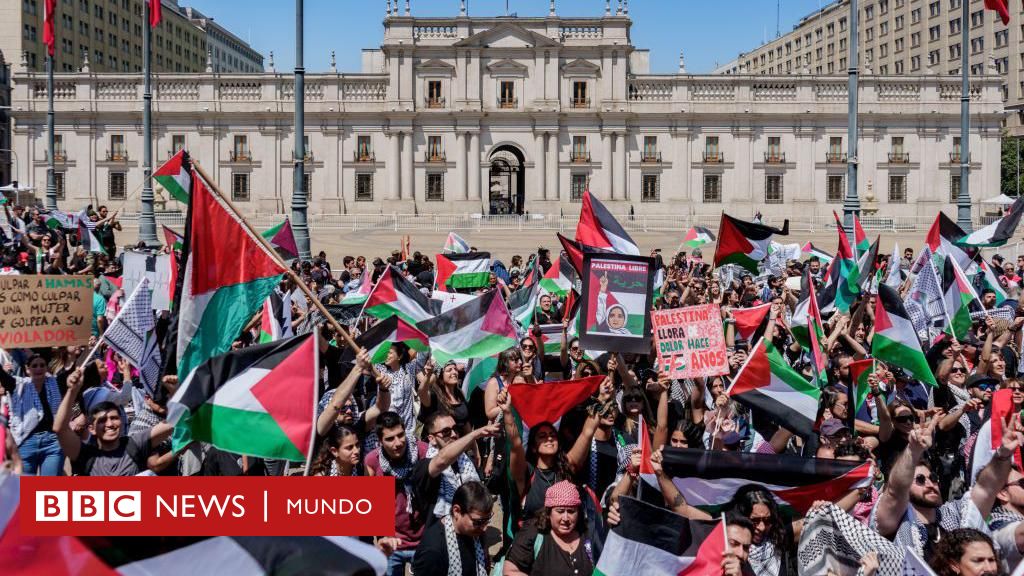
[
  {"x1": 139, "y1": 0, "x2": 158, "y2": 246},
  {"x1": 45, "y1": 53, "x2": 56, "y2": 210},
  {"x1": 956, "y1": 0, "x2": 973, "y2": 232},
  {"x1": 291, "y1": 0, "x2": 312, "y2": 260},
  {"x1": 842, "y1": 0, "x2": 859, "y2": 247}
]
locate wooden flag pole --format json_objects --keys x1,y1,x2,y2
[{"x1": 190, "y1": 160, "x2": 361, "y2": 353}]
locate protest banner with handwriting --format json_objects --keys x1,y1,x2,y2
[
  {"x1": 652, "y1": 303, "x2": 728, "y2": 379},
  {"x1": 0, "y1": 275, "x2": 93, "y2": 347}
]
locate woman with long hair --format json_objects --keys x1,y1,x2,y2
[
  {"x1": 0, "y1": 353, "x2": 65, "y2": 475},
  {"x1": 930, "y1": 528, "x2": 1001, "y2": 576},
  {"x1": 418, "y1": 360, "x2": 470, "y2": 434},
  {"x1": 311, "y1": 424, "x2": 361, "y2": 477},
  {"x1": 503, "y1": 481, "x2": 594, "y2": 576},
  {"x1": 728, "y1": 485, "x2": 797, "y2": 576},
  {"x1": 484, "y1": 348, "x2": 525, "y2": 421}
]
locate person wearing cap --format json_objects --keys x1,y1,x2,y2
[{"x1": 503, "y1": 480, "x2": 595, "y2": 576}]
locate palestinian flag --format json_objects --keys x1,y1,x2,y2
[
  {"x1": 655, "y1": 448, "x2": 874, "y2": 516},
  {"x1": 163, "y1": 226, "x2": 183, "y2": 306},
  {"x1": 853, "y1": 214, "x2": 870, "y2": 257},
  {"x1": 848, "y1": 358, "x2": 875, "y2": 414},
  {"x1": 731, "y1": 303, "x2": 771, "y2": 341},
  {"x1": 435, "y1": 252, "x2": 491, "y2": 292},
  {"x1": 258, "y1": 291, "x2": 292, "y2": 344},
  {"x1": 508, "y1": 277, "x2": 540, "y2": 329},
  {"x1": 340, "y1": 269, "x2": 373, "y2": 306},
  {"x1": 575, "y1": 190, "x2": 639, "y2": 255},
  {"x1": 832, "y1": 211, "x2": 861, "y2": 313},
  {"x1": 681, "y1": 226, "x2": 715, "y2": 250},
  {"x1": 261, "y1": 217, "x2": 299, "y2": 260},
  {"x1": 356, "y1": 316, "x2": 430, "y2": 364},
  {"x1": 927, "y1": 212, "x2": 975, "y2": 274},
  {"x1": 175, "y1": 172, "x2": 286, "y2": 377},
  {"x1": 154, "y1": 149, "x2": 192, "y2": 204},
  {"x1": 168, "y1": 334, "x2": 318, "y2": 461},
  {"x1": 162, "y1": 225, "x2": 184, "y2": 251},
  {"x1": 43, "y1": 210, "x2": 75, "y2": 230},
  {"x1": 713, "y1": 213, "x2": 789, "y2": 275},
  {"x1": 883, "y1": 241, "x2": 904, "y2": 289},
  {"x1": 856, "y1": 235, "x2": 880, "y2": 292},
  {"x1": 443, "y1": 231, "x2": 470, "y2": 254},
  {"x1": 941, "y1": 255, "x2": 981, "y2": 341},
  {"x1": 77, "y1": 212, "x2": 105, "y2": 254},
  {"x1": 969, "y1": 389, "x2": 1024, "y2": 483},
  {"x1": 594, "y1": 496, "x2": 726, "y2": 576},
  {"x1": 802, "y1": 242, "x2": 834, "y2": 263},
  {"x1": 985, "y1": 0, "x2": 1010, "y2": 25},
  {"x1": 363, "y1": 265, "x2": 436, "y2": 325},
  {"x1": 959, "y1": 196, "x2": 1024, "y2": 248},
  {"x1": 463, "y1": 356, "x2": 499, "y2": 397},
  {"x1": 540, "y1": 255, "x2": 574, "y2": 297},
  {"x1": 977, "y1": 260, "x2": 1008, "y2": 307},
  {"x1": 558, "y1": 233, "x2": 586, "y2": 275},
  {"x1": 873, "y1": 284, "x2": 937, "y2": 386},
  {"x1": 536, "y1": 323, "x2": 565, "y2": 355},
  {"x1": 416, "y1": 289, "x2": 519, "y2": 364},
  {"x1": 727, "y1": 338, "x2": 820, "y2": 438},
  {"x1": 508, "y1": 375, "x2": 603, "y2": 428},
  {"x1": 791, "y1": 281, "x2": 828, "y2": 386}
]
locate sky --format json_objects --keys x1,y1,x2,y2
[{"x1": 190, "y1": 0, "x2": 834, "y2": 74}]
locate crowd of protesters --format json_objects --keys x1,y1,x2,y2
[{"x1": 2, "y1": 200, "x2": 1024, "y2": 576}]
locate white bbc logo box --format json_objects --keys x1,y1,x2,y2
[{"x1": 36, "y1": 491, "x2": 142, "y2": 522}]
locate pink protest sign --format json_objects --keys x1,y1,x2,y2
[{"x1": 652, "y1": 304, "x2": 729, "y2": 379}]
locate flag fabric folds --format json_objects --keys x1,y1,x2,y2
[
  {"x1": 258, "y1": 291, "x2": 293, "y2": 344},
  {"x1": 941, "y1": 255, "x2": 981, "y2": 340},
  {"x1": 539, "y1": 255, "x2": 574, "y2": 297},
  {"x1": 853, "y1": 214, "x2": 870, "y2": 257},
  {"x1": 727, "y1": 338, "x2": 821, "y2": 438},
  {"x1": 168, "y1": 334, "x2": 318, "y2": 461},
  {"x1": 442, "y1": 231, "x2": 470, "y2": 254},
  {"x1": 340, "y1": 269, "x2": 374, "y2": 306},
  {"x1": 792, "y1": 281, "x2": 828, "y2": 386},
  {"x1": 575, "y1": 191, "x2": 640, "y2": 255},
  {"x1": 681, "y1": 226, "x2": 716, "y2": 250},
  {"x1": 435, "y1": 252, "x2": 492, "y2": 291},
  {"x1": 508, "y1": 375, "x2": 604, "y2": 428},
  {"x1": 873, "y1": 284, "x2": 938, "y2": 386},
  {"x1": 356, "y1": 315, "x2": 430, "y2": 364},
  {"x1": 43, "y1": 0, "x2": 57, "y2": 56},
  {"x1": 832, "y1": 211, "x2": 861, "y2": 313},
  {"x1": 153, "y1": 149, "x2": 192, "y2": 204},
  {"x1": 416, "y1": 289, "x2": 519, "y2": 364},
  {"x1": 848, "y1": 358, "x2": 875, "y2": 414},
  {"x1": 261, "y1": 218, "x2": 300, "y2": 261},
  {"x1": 713, "y1": 213, "x2": 789, "y2": 275},
  {"x1": 926, "y1": 212, "x2": 975, "y2": 273},
  {"x1": 985, "y1": 0, "x2": 1010, "y2": 26},
  {"x1": 969, "y1": 389, "x2": 1024, "y2": 482},
  {"x1": 162, "y1": 225, "x2": 183, "y2": 251},
  {"x1": 362, "y1": 265, "x2": 437, "y2": 325},
  {"x1": 731, "y1": 302, "x2": 771, "y2": 341},
  {"x1": 102, "y1": 278, "x2": 162, "y2": 398},
  {"x1": 801, "y1": 242, "x2": 834, "y2": 263},
  {"x1": 958, "y1": 195, "x2": 1024, "y2": 248}
]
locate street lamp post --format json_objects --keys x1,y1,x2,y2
[
  {"x1": 139, "y1": 0, "x2": 158, "y2": 246},
  {"x1": 291, "y1": 0, "x2": 312, "y2": 260},
  {"x1": 956, "y1": 0, "x2": 972, "y2": 231},
  {"x1": 843, "y1": 0, "x2": 860, "y2": 245},
  {"x1": 45, "y1": 54, "x2": 56, "y2": 210}
]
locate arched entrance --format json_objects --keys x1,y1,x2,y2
[{"x1": 488, "y1": 145, "x2": 526, "y2": 215}]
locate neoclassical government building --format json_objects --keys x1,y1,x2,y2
[{"x1": 8, "y1": 3, "x2": 1007, "y2": 221}]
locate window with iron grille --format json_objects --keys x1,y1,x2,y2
[
  {"x1": 232, "y1": 173, "x2": 250, "y2": 202},
  {"x1": 302, "y1": 173, "x2": 311, "y2": 201},
  {"x1": 356, "y1": 173, "x2": 373, "y2": 201},
  {"x1": 426, "y1": 173, "x2": 444, "y2": 201},
  {"x1": 888, "y1": 175, "x2": 907, "y2": 203},
  {"x1": 705, "y1": 136, "x2": 720, "y2": 162},
  {"x1": 703, "y1": 175, "x2": 721, "y2": 203},
  {"x1": 171, "y1": 134, "x2": 185, "y2": 154},
  {"x1": 54, "y1": 172, "x2": 65, "y2": 200},
  {"x1": 827, "y1": 175, "x2": 844, "y2": 203},
  {"x1": 570, "y1": 174, "x2": 587, "y2": 202},
  {"x1": 949, "y1": 174, "x2": 961, "y2": 203},
  {"x1": 357, "y1": 135, "x2": 372, "y2": 160},
  {"x1": 641, "y1": 174, "x2": 659, "y2": 202},
  {"x1": 109, "y1": 172, "x2": 126, "y2": 200},
  {"x1": 765, "y1": 175, "x2": 783, "y2": 204},
  {"x1": 643, "y1": 136, "x2": 658, "y2": 161}
]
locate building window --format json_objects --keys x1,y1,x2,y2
[
  {"x1": 642, "y1": 136, "x2": 659, "y2": 162},
  {"x1": 426, "y1": 80, "x2": 443, "y2": 108},
  {"x1": 703, "y1": 175, "x2": 721, "y2": 203},
  {"x1": 704, "y1": 136, "x2": 721, "y2": 163},
  {"x1": 171, "y1": 134, "x2": 185, "y2": 155},
  {"x1": 302, "y1": 173, "x2": 311, "y2": 201},
  {"x1": 570, "y1": 174, "x2": 587, "y2": 202},
  {"x1": 638, "y1": 174, "x2": 659, "y2": 203},
  {"x1": 53, "y1": 134, "x2": 65, "y2": 161},
  {"x1": 426, "y1": 173, "x2": 444, "y2": 201},
  {"x1": 950, "y1": 174, "x2": 961, "y2": 203},
  {"x1": 233, "y1": 135, "x2": 249, "y2": 161},
  {"x1": 890, "y1": 136, "x2": 908, "y2": 163},
  {"x1": 828, "y1": 136, "x2": 844, "y2": 162},
  {"x1": 427, "y1": 136, "x2": 444, "y2": 162},
  {"x1": 827, "y1": 175, "x2": 844, "y2": 203},
  {"x1": 355, "y1": 173, "x2": 373, "y2": 201},
  {"x1": 54, "y1": 172, "x2": 65, "y2": 201},
  {"x1": 357, "y1": 135, "x2": 373, "y2": 161},
  {"x1": 108, "y1": 134, "x2": 126, "y2": 161},
  {"x1": 571, "y1": 136, "x2": 589, "y2": 162},
  {"x1": 109, "y1": 172, "x2": 126, "y2": 200},
  {"x1": 888, "y1": 175, "x2": 907, "y2": 203},
  {"x1": 766, "y1": 136, "x2": 782, "y2": 163},
  {"x1": 500, "y1": 81, "x2": 516, "y2": 108},
  {"x1": 232, "y1": 173, "x2": 250, "y2": 202},
  {"x1": 765, "y1": 175, "x2": 783, "y2": 204},
  {"x1": 572, "y1": 81, "x2": 588, "y2": 108},
  {"x1": 952, "y1": 136, "x2": 962, "y2": 163}
]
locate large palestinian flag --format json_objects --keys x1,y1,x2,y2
[
  {"x1": 727, "y1": 338, "x2": 820, "y2": 438},
  {"x1": 363, "y1": 265, "x2": 436, "y2": 325},
  {"x1": 416, "y1": 289, "x2": 519, "y2": 364},
  {"x1": 176, "y1": 172, "x2": 286, "y2": 378},
  {"x1": 508, "y1": 375, "x2": 604, "y2": 428},
  {"x1": 153, "y1": 149, "x2": 192, "y2": 204},
  {"x1": 959, "y1": 195, "x2": 1024, "y2": 248},
  {"x1": 435, "y1": 252, "x2": 491, "y2": 292},
  {"x1": 168, "y1": 334, "x2": 318, "y2": 461},
  {"x1": 873, "y1": 284, "x2": 937, "y2": 386},
  {"x1": 927, "y1": 212, "x2": 975, "y2": 273},
  {"x1": 575, "y1": 191, "x2": 639, "y2": 255},
  {"x1": 654, "y1": 448, "x2": 873, "y2": 516},
  {"x1": 356, "y1": 315, "x2": 430, "y2": 364},
  {"x1": 713, "y1": 213, "x2": 789, "y2": 274},
  {"x1": 941, "y1": 255, "x2": 980, "y2": 340},
  {"x1": 594, "y1": 496, "x2": 726, "y2": 576}
]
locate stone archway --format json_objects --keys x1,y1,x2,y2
[{"x1": 488, "y1": 145, "x2": 526, "y2": 215}]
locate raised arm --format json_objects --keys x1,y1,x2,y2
[
  {"x1": 427, "y1": 421, "x2": 500, "y2": 477},
  {"x1": 53, "y1": 368, "x2": 84, "y2": 462},
  {"x1": 874, "y1": 416, "x2": 937, "y2": 540},
  {"x1": 566, "y1": 411, "x2": 600, "y2": 475},
  {"x1": 652, "y1": 374, "x2": 671, "y2": 451},
  {"x1": 971, "y1": 413, "x2": 1023, "y2": 519},
  {"x1": 316, "y1": 350, "x2": 371, "y2": 437}
]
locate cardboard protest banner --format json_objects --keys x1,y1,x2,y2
[
  {"x1": 123, "y1": 251, "x2": 172, "y2": 311},
  {"x1": 579, "y1": 253, "x2": 654, "y2": 354},
  {"x1": 652, "y1": 303, "x2": 729, "y2": 379},
  {"x1": 0, "y1": 275, "x2": 93, "y2": 347}
]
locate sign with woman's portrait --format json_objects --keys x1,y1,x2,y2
[{"x1": 579, "y1": 253, "x2": 655, "y2": 354}]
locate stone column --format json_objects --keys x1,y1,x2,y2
[
  {"x1": 468, "y1": 131, "x2": 481, "y2": 201},
  {"x1": 602, "y1": 132, "x2": 613, "y2": 199},
  {"x1": 388, "y1": 131, "x2": 400, "y2": 200},
  {"x1": 613, "y1": 132, "x2": 626, "y2": 200},
  {"x1": 401, "y1": 131, "x2": 414, "y2": 201},
  {"x1": 456, "y1": 131, "x2": 468, "y2": 200},
  {"x1": 547, "y1": 131, "x2": 559, "y2": 201},
  {"x1": 535, "y1": 132, "x2": 547, "y2": 201}
]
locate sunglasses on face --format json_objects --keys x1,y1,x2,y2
[
  {"x1": 894, "y1": 414, "x2": 916, "y2": 424},
  {"x1": 521, "y1": 344, "x2": 536, "y2": 351},
  {"x1": 431, "y1": 426, "x2": 457, "y2": 439},
  {"x1": 1009, "y1": 386, "x2": 1024, "y2": 392},
  {"x1": 975, "y1": 382, "x2": 997, "y2": 392},
  {"x1": 469, "y1": 514, "x2": 493, "y2": 528},
  {"x1": 949, "y1": 367, "x2": 967, "y2": 374},
  {"x1": 914, "y1": 473, "x2": 939, "y2": 486}
]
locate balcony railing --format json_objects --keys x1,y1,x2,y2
[
  {"x1": 570, "y1": 151, "x2": 591, "y2": 163},
  {"x1": 498, "y1": 97, "x2": 518, "y2": 109},
  {"x1": 888, "y1": 152, "x2": 910, "y2": 163},
  {"x1": 106, "y1": 150, "x2": 128, "y2": 161},
  {"x1": 703, "y1": 151, "x2": 724, "y2": 163},
  {"x1": 571, "y1": 97, "x2": 591, "y2": 108},
  {"x1": 230, "y1": 150, "x2": 252, "y2": 162},
  {"x1": 301, "y1": 151, "x2": 313, "y2": 163},
  {"x1": 425, "y1": 97, "x2": 445, "y2": 109},
  {"x1": 764, "y1": 152, "x2": 786, "y2": 163},
  {"x1": 826, "y1": 152, "x2": 847, "y2": 163},
  {"x1": 426, "y1": 152, "x2": 446, "y2": 163},
  {"x1": 48, "y1": 150, "x2": 68, "y2": 162},
  {"x1": 949, "y1": 152, "x2": 963, "y2": 164},
  {"x1": 354, "y1": 151, "x2": 375, "y2": 162},
  {"x1": 641, "y1": 152, "x2": 662, "y2": 163}
]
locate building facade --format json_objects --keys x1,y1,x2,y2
[
  {"x1": 0, "y1": 50, "x2": 10, "y2": 187},
  {"x1": 184, "y1": 7, "x2": 263, "y2": 75},
  {"x1": 725, "y1": 0, "x2": 1024, "y2": 134},
  {"x1": 0, "y1": 0, "x2": 261, "y2": 74},
  {"x1": 8, "y1": 7, "x2": 1005, "y2": 222}
]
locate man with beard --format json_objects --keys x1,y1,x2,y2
[
  {"x1": 872, "y1": 411, "x2": 1023, "y2": 560},
  {"x1": 991, "y1": 467, "x2": 1024, "y2": 569}
]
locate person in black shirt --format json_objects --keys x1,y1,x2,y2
[
  {"x1": 412, "y1": 481, "x2": 494, "y2": 576},
  {"x1": 505, "y1": 480, "x2": 594, "y2": 576},
  {"x1": 535, "y1": 294, "x2": 560, "y2": 326}
]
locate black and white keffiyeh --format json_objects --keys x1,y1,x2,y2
[
  {"x1": 441, "y1": 514, "x2": 486, "y2": 576},
  {"x1": 425, "y1": 443, "x2": 479, "y2": 518},
  {"x1": 798, "y1": 504, "x2": 903, "y2": 576},
  {"x1": 377, "y1": 436, "x2": 419, "y2": 513}
]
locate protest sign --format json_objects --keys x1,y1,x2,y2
[
  {"x1": 652, "y1": 303, "x2": 728, "y2": 379},
  {"x1": 0, "y1": 275, "x2": 93, "y2": 347},
  {"x1": 123, "y1": 251, "x2": 172, "y2": 311},
  {"x1": 579, "y1": 253, "x2": 654, "y2": 354}
]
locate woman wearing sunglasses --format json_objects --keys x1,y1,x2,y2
[{"x1": 503, "y1": 481, "x2": 594, "y2": 576}]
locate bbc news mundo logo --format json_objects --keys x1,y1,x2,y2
[{"x1": 36, "y1": 491, "x2": 142, "y2": 522}]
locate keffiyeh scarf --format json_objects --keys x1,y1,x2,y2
[
  {"x1": 426, "y1": 443, "x2": 479, "y2": 518},
  {"x1": 377, "y1": 436, "x2": 419, "y2": 513},
  {"x1": 441, "y1": 514, "x2": 486, "y2": 576}
]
